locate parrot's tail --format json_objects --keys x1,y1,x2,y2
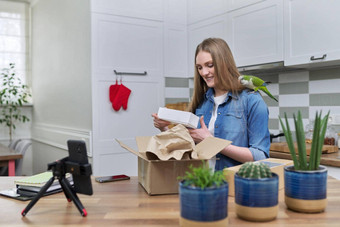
[{"x1": 260, "y1": 86, "x2": 278, "y2": 102}]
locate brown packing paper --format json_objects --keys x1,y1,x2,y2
[
  {"x1": 116, "y1": 133, "x2": 232, "y2": 195},
  {"x1": 144, "y1": 124, "x2": 198, "y2": 160}
]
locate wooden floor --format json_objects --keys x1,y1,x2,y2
[{"x1": 0, "y1": 176, "x2": 340, "y2": 226}]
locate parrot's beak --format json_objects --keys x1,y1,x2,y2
[{"x1": 238, "y1": 76, "x2": 246, "y2": 86}]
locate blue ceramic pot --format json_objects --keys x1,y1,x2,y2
[
  {"x1": 179, "y1": 181, "x2": 229, "y2": 226},
  {"x1": 234, "y1": 172, "x2": 279, "y2": 222},
  {"x1": 284, "y1": 165, "x2": 327, "y2": 213}
]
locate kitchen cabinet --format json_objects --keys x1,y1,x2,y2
[
  {"x1": 163, "y1": 0, "x2": 188, "y2": 78},
  {"x1": 188, "y1": 14, "x2": 229, "y2": 77},
  {"x1": 187, "y1": 0, "x2": 228, "y2": 24},
  {"x1": 91, "y1": 0, "x2": 163, "y2": 21},
  {"x1": 284, "y1": 0, "x2": 340, "y2": 67},
  {"x1": 91, "y1": 3, "x2": 164, "y2": 176},
  {"x1": 164, "y1": 0, "x2": 186, "y2": 25},
  {"x1": 227, "y1": 0, "x2": 265, "y2": 11},
  {"x1": 164, "y1": 24, "x2": 188, "y2": 78},
  {"x1": 226, "y1": 0, "x2": 283, "y2": 67}
]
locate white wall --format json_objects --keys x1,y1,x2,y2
[{"x1": 30, "y1": 0, "x2": 92, "y2": 173}]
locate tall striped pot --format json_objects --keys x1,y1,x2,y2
[{"x1": 284, "y1": 165, "x2": 327, "y2": 213}]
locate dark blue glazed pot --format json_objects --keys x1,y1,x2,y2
[
  {"x1": 284, "y1": 165, "x2": 327, "y2": 213},
  {"x1": 179, "y1": 181, "x2": 229, "y2": 227},
  {"x1": 234, "y1": 172, "x2": 279, "y2": 222}
]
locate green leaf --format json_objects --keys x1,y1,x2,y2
[
  {"x1": 0, "y1": 63, "x2": 31, "y2": 138},
  {"x1": 315, "y1": 111, "x2": 330, "y2": 169},
  {"x1": 177, "y1": 161, "x2": 226, "y2": 189},
  {"x1": 279, "y1": 113, "x2": 299, "y2": 170},
  {"x1": 294, "y1": 111, "x2": 307, "y2": 169},
  {"x1": 309, "y1": 112, "x2": 320, "y2": 170}
]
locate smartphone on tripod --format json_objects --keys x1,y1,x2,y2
[{"x1": 67, "y1": 140, "x2": 93, "y2": 195}]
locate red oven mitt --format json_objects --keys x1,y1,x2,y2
[
  {"x1": 112, "y1": 84, "x2": 131, "y2": 111},
  {"x1": 109, "y1": 79, "x2": 120, "y2": 104}
]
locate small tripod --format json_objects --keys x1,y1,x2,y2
[{"x1": 21, "y1": 157, "x2": 92, "y2": 217}]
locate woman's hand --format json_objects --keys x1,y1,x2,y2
[
  {"x1": 188, "y1": 116, "x2": 213, "y2": 143},
  {"x1": 151, "y1": 113, "x2": 171, "y2": 132}
]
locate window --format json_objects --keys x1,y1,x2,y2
[{"x1": 0, "y1": 0, "x2": 29, "y2": 85}]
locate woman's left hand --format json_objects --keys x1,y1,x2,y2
[{"x1": 188, "y1": 116, "x2": 213, "y2": 143}]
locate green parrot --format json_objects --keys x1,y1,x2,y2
[{"x1": 238, "y1": 75, "x2": 278, "y2": 102}]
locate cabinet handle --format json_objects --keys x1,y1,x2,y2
[
  {"x1": 113, "y1": 70, "x2": 147, "y2": 76},
  {"x1": 310, "y1": 54, "x2": 327, "y2": 61}
]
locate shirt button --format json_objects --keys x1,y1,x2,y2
[
  {"x1": 215, "y1": 125, "x2": 218, "y2": 128},
  {"x1": 218, "y1": 112, "x2": 221, "y2": 115}
]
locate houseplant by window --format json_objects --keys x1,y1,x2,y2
[
  {"x1": 0, "y1": 63, "x2": 31, "y2": 142},
  {"x1": 234, "y1": 162, "x2": 279, "y2": 222},
  {"x1": 279, "y1": 110, "x2": 329, "y2": 213},
  {"x1": 178, "y1": 162, "x2": 229, "y2": 227}
]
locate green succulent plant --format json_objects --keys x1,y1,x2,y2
[
  {"x1": 237, "y1": 162, "x2": 272, "y2": 179},
  {"x1": 279, "y1": 110, "x2": 329, "y2": 171},
  {"x1": 178, "y1": 162, "x2": 226, "y2": 189}
]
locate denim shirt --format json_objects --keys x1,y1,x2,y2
[{"x1": 195, "y1": 88, "x2": 270, "y2": 170}]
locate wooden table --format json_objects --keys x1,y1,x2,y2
[
  {"x1": 270, "y1": 149, "x2": 340, "y2": 167},
  {"x1": 0, "y1": 143, "x2": 22, "y2": 176},
  {"x1": 0, "y1": 176, "x2": 340, "y2": 226}
]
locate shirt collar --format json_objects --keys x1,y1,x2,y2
[{"x1": 205, "y1": 88, "x2": 239, "y2": 102}]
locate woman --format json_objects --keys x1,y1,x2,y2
[{"x1": 152, "y1": 38, "x2": 270, "y2": 170}]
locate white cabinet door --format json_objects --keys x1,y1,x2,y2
[
  {"x1": 227, "y1": 0, "x2": 283, "y2": 67},
  {"x1": 227, "y1": 0, "x2": 265, "y2": 11},
  {"x1": 164, "y1": 24, "x2": 188, "y2": 78},
  {"x1": 284, "y1": 0, "x2": 340, "y2": 66},
  {"x1": 187, "y1": 0, "x2": 228, "y2": 24},
  {"x1": 164, "y1": 0, "x2": 186, "y2": 25},
  {"x1": 91, "y1": 0, "x2": 163, "y2": 21},
  {"x1": 92, "y1": 14, "x2": 163, "y2": 78},
  {"x1": 188, "y1": 14, "x2": 229, "y2": 77},
  {"x1": 91, "y1": 14, "x2": 163, "y2": 176},
  {"x1": 163, "y1": 0, "x2": 188, "y2": 78}
]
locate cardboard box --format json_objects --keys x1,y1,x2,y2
[
  {"x1": 223, "y1": 158, "x2": 293, "y2": 197},
  {"x1": 116, "y1": 137, "x2": 231, "y2": 195},
  {"x1": 157, "y1": 107, "x2": 199, "y2": 129}
]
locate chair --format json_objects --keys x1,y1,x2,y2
[
  {"x1": 0, "y1": 139, "x2": 32, "y2": 176},
  {"x1": 8, "y1": 139, "x2": 22, "y2": 150}
]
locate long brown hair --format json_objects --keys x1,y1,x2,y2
[{"x1": 188, "y1": 38, "x2": 244, "y2": 113}]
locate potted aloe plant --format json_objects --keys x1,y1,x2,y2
[
  {"x1": 234, "y1": 162, "x2": 279, "y2": 222},
  {"x1": 279, "y1": 110, "x2": 329, "y2": 213},
  {"x1": 178, "y1": 162, "x2": 229, "y2": 227}
]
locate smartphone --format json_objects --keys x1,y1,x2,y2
[
  {"x1": 95, "y1": 175, "x2": 130, "y2": 183},
  {"x1": 67, "y1": 140, "x2": 93, "y2": 195}
]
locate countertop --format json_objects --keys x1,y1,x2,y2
[
  {"x1": 270, "y1": 146, "x2": 340, "y2": 167},
  {"x1": 1, "y1": 176, "x2": 340, "y2": 226}
]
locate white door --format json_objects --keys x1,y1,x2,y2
[{"x1": 91, "y1": 13, "x2": 164, "y2": 176}]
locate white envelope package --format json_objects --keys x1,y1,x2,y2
[{"x1": 157, "y1": 107, "x2": 199, "y2": 129}]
